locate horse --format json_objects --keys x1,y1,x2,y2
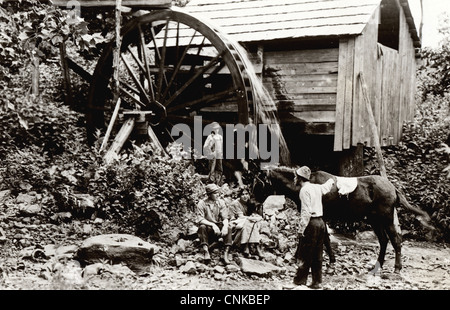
[{"x1": 261, "y1": 166, "x2": 434, "y2": 273}]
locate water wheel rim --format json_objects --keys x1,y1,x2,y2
[{"x1": 86, "y1": 8, "x2": 254, "y2": 147}]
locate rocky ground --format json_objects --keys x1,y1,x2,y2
[{"x1": 1, "y1": 190, "x2": 449, "y2": 292}]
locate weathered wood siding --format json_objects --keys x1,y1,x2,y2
[
  {"x1": 51, "y1": 0, "x2": 172, "y2": 8},
  {"x1": 261, "y1": 48, "x2": 339, "y2": 134},
  {"x1": 334, "y1": 3, "x2": 417, "y2": 151}
]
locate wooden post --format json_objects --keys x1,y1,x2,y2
[
  {"x1": 359, "y1": 72, "x2": 387, "y2": 178},
  {"x1": 100, "y1": 98, "x2": 122, "y2": 152},
  {"x1": 112, "y1": 0, "x2": 122, "y2": 98},
  {"x1": 59, "y1": 42, "x2": 74, "y2": 108},
  {"x1": 31, "y1": 52, "x2": 40, "y2": 98},
  {"x1": 147, "y1": 125, "x2": 167, "y2": 157},
  {"x1": 101, "y1": 0, "x2": 122, "y2": 154},
  {"x1": 104, "y1": 117, "x2": 135, "y2": 164}
]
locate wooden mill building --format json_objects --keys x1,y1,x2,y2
[{"x1": 184, "y1": 0, "x2": 421, "y2": 174}]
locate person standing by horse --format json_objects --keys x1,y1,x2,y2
[
  {"x1": 293, "y1": 166, "x2": 335, "y2": 289},
  {"x1": 196, "y1": 183, "x2": 233, "y2": 264},
  {"x1": 203, "y1": 122, "x2": 224, "y2": 185}
]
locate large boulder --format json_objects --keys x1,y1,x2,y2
[
  {"x1": 238, "y1": 257, "x2": 282, "y2": 277},
  {"x1": 76, "y1": 234, "x2": 159, "y2": 272},
  {"x1": 263, "y1": 195, "x2": 286, "y2": 216}
]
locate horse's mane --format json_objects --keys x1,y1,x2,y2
[{"x1": 267, "y1": 165, "x2": 296, "y2": 174}]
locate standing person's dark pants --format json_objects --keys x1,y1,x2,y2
[
  {"x1": 294, "y1": 217, "x2": 326, "y2": 286},
  {"x1": 198, "y1": 222, "x2": 232, "y2": 247}
]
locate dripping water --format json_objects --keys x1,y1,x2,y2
[{"x1": 224, "y1": 38, "x2": 292, "y2": 166}]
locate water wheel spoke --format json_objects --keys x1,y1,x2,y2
[
  {"x1": 138, "y1": 23, "x2": 156, "y2": 102},
  {"x1": 119, "y1": 85, "x2": 146, "y2": 108},
  {"x1": 167, "y1": 88, "x2": 235, "y2": 113},
  {"x1": 119, "y1": 80, "x2": 140, "y2": 98},
  {"x1": 160, "y1": 29, "x2": 198, "y2": 103},
  {"x1": 167, "y1": 120, "x2": 197, "y2": 145},
  {"x1": 157, "y1": 20, "x2": 170, "y2": 101},
  {"x1": 164, "y1": 51, "x2": 225, "y2": 108},
  {"x1": 188, "y1": 36, "x2": 207, "y2": 76},
  {"x1": 120, "y1": 53, "x2": 151, "y2": 106}
]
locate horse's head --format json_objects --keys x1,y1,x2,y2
[{"x1": 260, "y1": 166, "x2": 301, "y2": 206}]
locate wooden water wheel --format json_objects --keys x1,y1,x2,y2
[{"x1": 86, "y1": 7, "x2": 255, "y2": 151}]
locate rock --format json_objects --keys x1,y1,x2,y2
[
  {"x1": 356, "y1": 231, "x2": 377, "y2": 242},
  {"x1": 18, "y1": 203, "x2": 41, "y2": 216},
  {"x1": 0, "y1": 190, "x2": 11, "y2": 204},
  {"x1": 180, "y1": 261, "x2": 196, "y2": 274},
  {"x1": 76, "y1": 234, "x2": 159, "y2": 272},
  {"x1": 213, "y1": 265, "x2": 225, "y2": 274},
  {"x1": 82, "y1": 263, "x2": 104, "y2": 278},
  {"x1": 175, "y1": 255, "x2": 186, "y2": 267},
  {"x1": 176, "y1": 239, "x2": 193, "y2": 252},
  {"x1": 225, "y1": 264, "x2": 240, "y2": 273},
  {"x1": 82, "y1": 224, "x2": 92, "y2": 234},
  {"x1": 238, "y1": 257, "x2": 282, "y2": 277},
  {"x1": 284, "y1": 252, "x2": 293, "y2": 263},
  {"x1": 51, "y1": 212, "x2": 72, "y2": 222},
  {"x1": 44, "y1": 244, "x2": 78, "y2": 258},
  {"x1": 263, "y1": 195, "x2": 285, "y2": 216},
  {"x1": 93, "y1": 217, "x2": 103, "y2": 224},
  {"x1": 16, "y1": 193, "x2": 36, "y2": 204}
]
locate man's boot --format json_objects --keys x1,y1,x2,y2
[
  {"x1": 223, "y1": 245, "x2": 231, "y2": 264},
  {"x1": 202, "y1": 244, "x2": 211, "y2": 263},
  {"x1": 255, "y1": 244, "x2": 265, "y2": 259}
]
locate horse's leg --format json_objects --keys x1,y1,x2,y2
[
  {"x1": 370, "y1": 221, "x2": 389, "y2": 273},
  {"x1": 323, "y1": 225, "x2": 336, "y2": 263},
  {"x1": 385, "y1": 221, "x2": 403, "y2": 273}
]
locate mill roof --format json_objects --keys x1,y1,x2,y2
[{"x1": 184, "y1": 0, "x2": 420, "y2": 47}]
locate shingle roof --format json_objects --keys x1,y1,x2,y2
[{"x1": 182, "y1": 0, "x2": 420, "y2": 46}]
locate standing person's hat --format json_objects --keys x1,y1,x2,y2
[
  {"x1": 296, "y1": 166, "x2": 311, "y2": 181},
  {"x1": 210, "y1": 122, "x2": 221, "y2": 129},
  {"x1": 205, "y1": 183, "x2": 220, "y2": 195}
]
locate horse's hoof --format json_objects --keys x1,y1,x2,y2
[{"x1": 368, "y1": 261, "x2": 382, "y2": 275}]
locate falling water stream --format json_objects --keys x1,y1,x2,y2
[{"x1": 221, "y1": 34, "x2": 292, "y2": 167}]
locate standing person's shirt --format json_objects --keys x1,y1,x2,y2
[
  {"x1": 204, "y1": 133, "x2": 223, "y2": 159},
  {"x1": 298, "y1": 179, "x2": 334, "y2": 234},
  {"x1": 196, "y1": 198, "x2": 228, "y2": 225}
]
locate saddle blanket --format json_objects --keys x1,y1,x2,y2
[{"x1": 336, "y1": 177, "x2": 358, "y2": 196}]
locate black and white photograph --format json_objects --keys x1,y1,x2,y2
[{"x1": 0, "y1": 0, "x2": 448, "y2": 299}]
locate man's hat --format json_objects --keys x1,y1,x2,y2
[
  {"x1": 210, "y1": 122, "x2": 221, "y2": 129},
  {"x1": 205, "y1": 183, "x2": 220, "y2": 195},
  {"x1": 296, "y1": 166, "x2": 311, "y2": 181}
]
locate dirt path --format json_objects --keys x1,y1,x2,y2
[{"x1": 1, "y1": 231, "x2": 448, "y2": 291}]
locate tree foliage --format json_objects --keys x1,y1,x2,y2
[{"x1": 418, "y1": 12, "x2": 450, "y2": 99}]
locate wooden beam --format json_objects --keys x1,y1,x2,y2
[
  {"x1": 104, "y1": 117, "x2": 135, "y2": 164},
  {"x1": 59, "y1": 42, "x2": 74, "y2": 108},
  {"x1": 359, "y1": 72, "x2": 387, "y2": 178},
  {"x1": 66, "y1": 57, "x2": 92, "y2": 82}
]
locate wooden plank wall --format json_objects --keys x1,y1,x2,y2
[
  {"x1": 51, "y1": 0, "x2": 172, "y2": 8},
  {"x1": 334, "y1": 3, "x2": 417, "y2": 151},
  {"x1": 262, "y1": 48, "x2": 339, "y2": 131}
]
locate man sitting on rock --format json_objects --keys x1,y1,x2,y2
[{"x1": 195, "y1": 183, "x2": 233, "y2": 264}]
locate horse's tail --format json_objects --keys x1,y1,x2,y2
[{"x1": 395, "y1": 188, "x2": 435, "y2": 231}]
